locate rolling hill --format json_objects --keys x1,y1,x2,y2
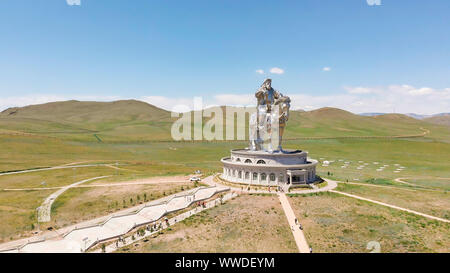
[
  {"x1": 1, "y1": 100, "x2": 449, "y2": 142},
  {"x1": 423, "y1": 114, "x2": 450, "y2": 127},
  {"x1": 0, "y1": 100, "x2": 174, "y2": 142}
]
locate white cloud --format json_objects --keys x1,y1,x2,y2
[
  {"x1": 255, "y1": 69, "x2": 265, "y2": 74},
  {"x1": 323, "y1": 67, "x2": 331, "y2": 72},
  {"x1": 141, "y1": 96, "x2": 199, "y2": 112},
  {"x1": 1, "y1": 84, "x2": 448, "y2": 115},
  {"x1": 137, "y1": 84, "x2": 450, "y2": 115},
  {"x1": 344, "y1": 86, "x2": 374, "y2": 94},
  {"x1": 270, "y1": 67, "x2": 285, "y2": 74},
  {"x1": 213, "y1": 94, "x2": 255, "y2": 106},
  {"x1": 66, "y1": 0, "x2": 81, "y2": 6}
]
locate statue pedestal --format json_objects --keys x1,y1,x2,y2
[{"x1": 220, "y1": 148, "x2": 318, "y2": 190}]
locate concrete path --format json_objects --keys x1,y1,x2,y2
[
  {"x1": 0, "y1": 184, "x2": 205, "y2": 251},
  {"x1": 330, "y1": 190, "x2": 450, "y2": 223},
  {"x1": 0, "y1": 186, "x2": 230, "y2": 253},
  {"x1": 0, "y1": 163, "x2": 120, "y2": 177},
  {"x1": 37, "y1": 176, "x2": 111, "y2": 222},
  {"x1": 3, "y1": 177, "x2": 191, "y2": 192},
  {"x1": 394, "y1": 177, "x2": 422, "y2": 187},
  {"x1": 97, "y1": 191, "x2": 239, "y2": 253},
  {"x1": 337, "y1": 181, "x2": 432, "y2": 192},
  {"x1": 278, "y1": 193, "x2": 310, "y2": 253}
]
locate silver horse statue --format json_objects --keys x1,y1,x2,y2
[{"x1": 249, "y1": 79, "x2": 291, "y2": 153}]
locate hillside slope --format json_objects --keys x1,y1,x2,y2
[
  {"x1": 286, "y1": 108, "x2": 428, "y2": 138},
  {"x1": 423, "y1": 114, "x2": 450, "y2": 127},
  {"x1": 0, "y1": 100, "x2": 174, "y2": 141},
  {"x1": 1, "y1": 101, "x2": 449, "y2": 142}
]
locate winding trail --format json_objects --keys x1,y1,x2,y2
[
  {"x1": 0, "y1": 185, "x2": 230, "y2": 253},
  {"x1": 330, "y1": 190, "x2": 450, "y2": 223},
  {"x1": 3, "y1": 177, "x2": 191, "y2": 192},
  {"x1": 97, "y1": 191, "x2": 238, "y2": 253},
  {"x1": 394, "y1": 177, "x2": 424, "y2": 187},
  {"x1": 0, "y1": 163, "x2": 119, "y2": 177},
  {"x1": 37, "y1": 176, "x2": 111, "y2": 222},
  {"x1": 2, "y1": 171, "x2": 447, "y2": 253},
  {"x1": 337, "y1": 181, "x2": 443, "y2": 193},
  {"x1": 340, "y1": 181, "x2": 418, "y2": 191}
]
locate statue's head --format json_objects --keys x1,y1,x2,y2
[{"x1": 261, "y1": 78, "x2": 272, "y2": 89}]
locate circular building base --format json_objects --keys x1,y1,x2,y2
[{"x1": 221, "y1": 148, "x2": 317, "y2": 189}]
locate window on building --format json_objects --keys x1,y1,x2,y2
[
  {"x1": 238, "y1": 171, "x2": 242, "y2": 179},
  {"x1": 236, "y1": 158, "x2": 241, "y2": 162},
  {"x1": 261, "y1": 173, "x2": 267, "y2": 181},
  {"x1": 244, "y1": 159, "x2": 252, "y2": 164},
  {"x1": 256, "y1": 160, "x2": 266, "y2": 164},
  {"x1": 253, "y1": 172, "x2": 258, "y2": 180},
  {"x1": 279, "y1": 175, "x2": 284, "y2": 182},
  {"x1": 270, "y1": 173, "x2": 276, "y2": 182},
  {"x1": 245, "y1": 172, "x2": 250, "y2": 180}
]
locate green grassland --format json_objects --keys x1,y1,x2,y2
[
  {"x1": 336, "y1": 183, "x2": 450, "y2": 220},
  {"x1": 0, "y1": 190, "x2": 51, "y2": 242},
  {"x1": 0, "y1": 100, "x2": 449, "y2": 251},
  {"x1": 2, "y1": 100, "x2": 449, "y2": 142},
  {"x1": 289, "y1": 192, "x2": 449, "y2": 253},
  {"x1": 49, "y1": 182, "x2": 194, "y2": 230},
  {"x1": 117, "y1": 195, "x2": 298, "y2": 253}
]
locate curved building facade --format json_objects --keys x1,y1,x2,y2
[{"x1": 221, "y1": 149, "x2": 317, "y2": 189}]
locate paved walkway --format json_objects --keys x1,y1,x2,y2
[
  {"x1": 394, "y1": 177, "x2": 422, "y2": 187},
  {"x1": 0, "y1": 186, "x2": 230, "y2": 253},
  {"x1": 337, "y1": 181, "x2": 439, "y2": 192},
  {"x1": 37, "y1": 176, "x2": 111, "y2": 222},
  {"x1": 3, "y1": 177, "x2": 191, "y2": 192},
  {"x1": 0, "y1": 163, "x2": 120, "y2": 177},
  {"x1": 278, "y1": 193, "x2": 310, "y2": 253},
  {"x1": 330, "y1": 190, "x2": 450, "y2": 223},
  {"x1": 97, "y1": 191, "x2": 239, "y2": 253}
]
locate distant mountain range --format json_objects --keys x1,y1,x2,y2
[
  {"x1": 360, "y1": 112, "x2": 450, "y2": 120},
  {"x1": 0, "y1": 100, "x2": 449, "y2": 143}
]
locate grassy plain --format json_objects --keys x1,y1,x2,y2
[
  {"x1": 335, "y1": 183, "x2": 450, "y2": 220},
  {"x1": 117, "y1": 194, "x2": 298, "y2": 253},
  {"x1": 0, "y1": 101, "x2": 449, "y2": 251},
  {"x1": 50, "y1": 182, "x2": 194, "y2": 229},
  {"x1": 289, "y1": 192, "x2": 449, "y2": 253}
]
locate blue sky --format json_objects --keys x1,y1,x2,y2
[{"x1": 0, "y1": 0, "x2": 449, "y2": 114}]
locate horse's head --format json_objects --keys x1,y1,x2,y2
[{"x1": 277, "y1": 96, "x2": 291, "y2": 122}]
